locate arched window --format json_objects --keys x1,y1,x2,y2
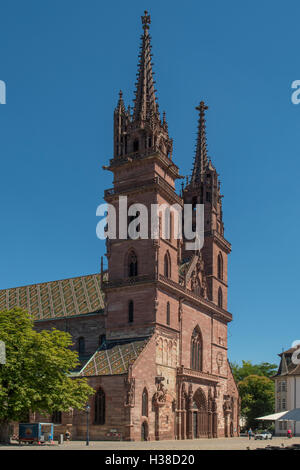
[
  {"x1": 94, "y1": 388, "x2": 105, "y2": 425},
  {"x1": 164, "y1": 252, "x2": 171, "y2": 278},
  {"x1": 78, "y1": 337, "x2": 85, "y2": 355},
  {"x1": 128, "y1": 300, "x2": 134, "y2": 323},
  {"x1": 142, "y1": 388, "x2": 148, "y2": 417},
  {"x1": 217, "y1": 253, "x2": 223, "y2": 280},
  {"x1": 128, "y1": 250, "x2": 138, "y2": 277},
  {"x1": 166, "y1": 302, "x2": 170, "y2": 326},
  {"x1": 218, "y1": 287, "x2": 223, "y2": 308},
  {"x1": 190, "y1": 326, "x2": 203, "y2": 371}
]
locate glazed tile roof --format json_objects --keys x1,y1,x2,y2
[
  {"x1": 0, "y1": 273, "x2": 105, "y2": 321},
  {"x1": 79, "y1": 338, "x2": 149, "y2": 377}
]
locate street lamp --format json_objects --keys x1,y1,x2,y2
[{"x1": 85, "y1": 404, "x2": 90, "y2": 446}]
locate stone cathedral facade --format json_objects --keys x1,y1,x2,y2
[{"x1": 0, "y1": 12, "x2": 239, "y2": 441}]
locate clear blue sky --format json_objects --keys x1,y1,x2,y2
[{"x1": 0, "y1": 0, "x2": 299, "y2": 366}]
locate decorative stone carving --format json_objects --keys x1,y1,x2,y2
[
  {"x1": 187, "y1": 383, "x2": 193, "y2": 407},
  {"x1": 124, "y1": 367, "x2": 135, "y2": 407},
  {"x1": 185, "y1": 251, "x2": 209, "y2": 299},
  {"x1": 223, "y1": 395, "x2": 232, "y2": 414},
  {"x1": 153, "y1": 377, "x2": 167, "y2": 406}
]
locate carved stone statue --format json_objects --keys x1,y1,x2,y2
[
  {"x1": 124, "y1": 376, "x2": 135, "y2": 407},
  {"x1": 223, "y1": 395, "x2": 232, "y2": 414},
  {"x1": 153, "y1": 377, "x2": 167, "y2": 406}
]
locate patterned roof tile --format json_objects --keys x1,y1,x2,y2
[
  {"x1": 0, "y1": 273, "x2": 105, "y2": 321},
  {"x1": 79, "y1": 338, "x2": 149, "y2": 377}
]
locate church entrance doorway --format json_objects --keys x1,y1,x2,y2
[{"x1": 192, "y1": 388, "x2": 209, "y2": 438}]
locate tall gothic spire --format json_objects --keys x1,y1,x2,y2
[
  {"x1": 132, "y1": 10, "x2": 159, "y2": 123},
  {"x1": 191, "y1": 101, "x2": 209, "y2": 185}
]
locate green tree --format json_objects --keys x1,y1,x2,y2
[
  {"x1": 0, "y1": 308, "x2": 94, "y2": 442},
  {"x1": 231, "y1": 360, "x2": 277, "y2": 383},
  {"x1": 238, "y1": 375, "x2": 275, "y2": 430}
]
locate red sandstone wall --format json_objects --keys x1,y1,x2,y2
[{"x1": 34, "y1": 313, "x2": 105, "y2": 357}]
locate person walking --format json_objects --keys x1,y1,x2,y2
[
  {"x1": 287, "y1": 428, "x2": 292, "y2": 439},
  {"x1": 248, "y1": 428, "x2": 253, "y2": 440}
]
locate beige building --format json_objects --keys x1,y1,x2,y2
[{"x1": 273, "y1": 347, "x2": 300, "y2": 436}]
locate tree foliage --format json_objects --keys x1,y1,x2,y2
[
  {"x1": 238, "y1": 375, "x2": 275, "y2": 429},
  {"x1": 230, "y1": 360, "x2": 277, "y2": 430},
  {"x1": 231, "y1": 360, "x2": 277, "y2": 383},
  {"x1": 0, "y1": 308, "x2": 94, "y2": 427}
]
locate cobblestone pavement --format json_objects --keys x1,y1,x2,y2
[{"x1": 1, "y1": 437, "x2": 300, "y2": 450}]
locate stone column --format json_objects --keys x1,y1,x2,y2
[
  {"x1": 181, "y1": 410, "x2": 186, "y2": 440},
  {"x1": 197, "y1": 411, "x2": 200, "y2": 438},
  {"x1": 176, "y1": 410, "x2": 181, "y2": 440},
  {"x1": 208, "y1": 411, "x2": 212, "y2": 438},
  {"x1": 187, "y1": 384, "x2": 193, "y2": 439}
]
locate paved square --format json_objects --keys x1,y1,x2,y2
[{"x1": 2, "y1": 436, "x2": 300, "y2": 451}]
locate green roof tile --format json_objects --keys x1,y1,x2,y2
[
  {"x1": 0, "y1": 273, "x2": 105, "y2": 321},
  {"x1": 79, "y1": 338, "x2": 149, "y2": 377}
]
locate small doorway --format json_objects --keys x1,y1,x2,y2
[{"x1": 141, "y1": 421, "x2": 148, "y2": 441}]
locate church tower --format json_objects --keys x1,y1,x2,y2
[
  {"x1": 183, "y1": 102, "x2": 231, "y2": 311},
  {"x1": 103, "y1": 11, "x2": 182, "y2": 341},
  {"x1": 97, "y1": 11, "x2": 239, "y2": 442}
]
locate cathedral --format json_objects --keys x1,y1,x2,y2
[{"x1": 0, "y1": 11, "x2": 239, "y2": 441}]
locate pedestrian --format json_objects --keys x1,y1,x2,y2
[
  {"x1": 248, "y1": 428, "x2": 253, "y2": 440},
  {"x1": 287, "y1": 428, "x2": 292, "y2": 439}
]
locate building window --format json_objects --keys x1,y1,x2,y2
[
  {"x1": 218, "y1": 287, "x2": 223, "y2": 308},
  {"x1": 128, "y1": 300, "x2": 134, "y2": 323},
  {"x1": 282, "y1": 381, "x2": 286, "y2": 392},
  {"x1": 128, "y1": 250, "x2": 138, "y2": 277},
  {"x1": 52, "y1": 411, "x2": 62, "y2": 424},
  {"x1": 164, "y1": 252, "x2": 171, "y2": 278},
  {"x1": 94, "y1": 388, "x2": 105, "y2": 425},
  {"x1": 282, "y1": 398, "x2": 286, "y2": 410},
  {"x1": 99, "y1": 334, "x2": 106, "y2": 347},
  {"x1": 142, "y1": 388, "x2": 148, "y2": 417},
  {"x1": 217, "y1": 253, "x2": 223, "y2": 280},
  {"x1": 191, "y1": 326, "x2": 203, "y2": 371},
  {"x1": 166, "y1": 302, "x2": 170, "y2": 326},
  {"x1": 78, "y1": 337, "x2": 85, "y2": 355}
]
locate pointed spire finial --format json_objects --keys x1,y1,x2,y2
[
  {"x1": 191, "y1": 100, "x2": 209, "y2": 185},
  {"x1": 141, "y1": 10, "x2": 151, "y2": 31},
  {"x1": 133, "y1": 11, "x2": 159, "y2": 123}
]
